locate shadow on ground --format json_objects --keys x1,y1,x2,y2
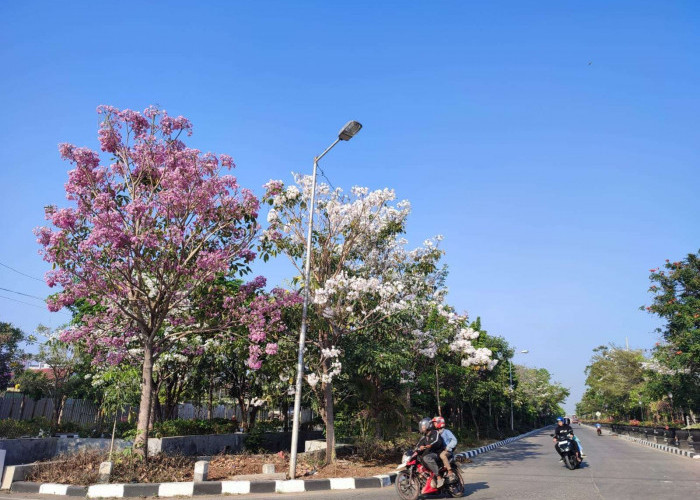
[
  {"x1": 464, "y1": 440, "x2": 544, "y2": 468},
  {"x1": 414, "y1": 480, "x2": 489, "y2": 499}
]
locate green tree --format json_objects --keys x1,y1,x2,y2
[
  {"x1": 578, "y1": 345, "x2": 645, "y2": 419},
  {"x1": 644, "y1": 251, "x2": 700, "y2": 418},
  {"x1": 32, "y1": 325, "x2": 80, "y2": 424},
  {"x1": 1, "y1": 321, "x2": 27, "y2": 390}
]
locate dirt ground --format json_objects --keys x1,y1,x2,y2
[
  {"x1": 26, "y1": 435, "x2": 484, "y2": 485},
  {"x1": 26, "y1": 449, "x2": 406, "y2": 485},
  {"x1": 208, "y1": 452, "x2": 397, "y2": 480}
]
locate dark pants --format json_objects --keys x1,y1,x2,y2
[{"x1": 421, "y1": 453, "x2": 440, "y2": 474}]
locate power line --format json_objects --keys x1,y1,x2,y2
[
  {"x1": 0, "y1": 294, "x2": 46, "y2": 309},
  {"x1": 0, "y1": 287, "x2": 45, "y2": 301},
  {"x1": 0, "y1": 261, "x2": 43, "y2": 282},
  {"x1": 316, "y1": 164, "x2": 337, "y2": 192}
]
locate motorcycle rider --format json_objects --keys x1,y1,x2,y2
[
  {"x1": 432, "y1": 416, "x2": 458, "y2": 481},
  {"x1": 553, "y1": 416, "x2": 581, "y2": 461},
  {"x1": 416, "y1": 417, "x2": 445, "y2": 492}
]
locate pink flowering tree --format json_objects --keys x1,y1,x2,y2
[
  {"x1": 262, "y1": 176, "x2": 452, "y2": 462},
  {"x1": 35, "y1": 106, "x2": 285, "y2": 454}
]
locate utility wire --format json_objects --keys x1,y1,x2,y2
[
  {"x1": 0, "y1": 287, "x2": 45, "y2": 301},
  {"x1": 316, "y1": 164, "x2": 337, "y2": 192},
  {"x1": 0, "y1": 294, "x2": 46, "y2": 309},
  {"x1": 0, "y1": 261, "x2": 44, "y2": 282}
]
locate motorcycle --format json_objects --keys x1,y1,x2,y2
[
  {"x1": 596, "y1": 427, "x2": 602, "y2": 436},
  {"x1": 394, "y1": 448, "x2": 464, "y2": 499},
  {"x1": 552, "y1": 433, "x2": 582, "y2": 470}
]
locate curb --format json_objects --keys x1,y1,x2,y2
[
  {"x1": 454, "y1": 426, "x2": 549, "y2": 461},
  {"x1": 9, "y1": 427, "x2": 548, "y2": 497},
  {"x1": 582, "y1": 423, "x2": 699, "y2": 461},
  {"x1": 613, "y1": 433, "x2": 698, "y2": 460},
  {"x1": 10, "y1": 474, "x2": 398, "y2": 498}
]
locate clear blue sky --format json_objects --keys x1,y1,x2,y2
[{"x1": 1, "y1": 1, "x2": 698, "y2": 413}]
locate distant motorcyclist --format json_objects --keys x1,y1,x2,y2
[
  {"x1": 553, "y1": 417, "x2": 581, "y2": 460},
  {"x1": 416, "y1": 417, "x2": 445, "y2": 490}
]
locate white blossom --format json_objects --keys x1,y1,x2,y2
[{"x1": 306, "y1": 373, "x2": 320, "y2": 388}]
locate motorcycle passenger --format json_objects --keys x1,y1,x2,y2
[
  {"x1": 416, "y1": 417, "x2": 445, "y2": 490},
  {"x1": 432, "y1": 416, "x2": 458, "y2": 481},
  {"x1": 553, "y1": 417, "x2": 580, "y2": 461}
]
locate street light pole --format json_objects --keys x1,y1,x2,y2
[
  {"x1": 509, "y1": 360, "x2": 514, "y2": 431},
  {"x1": 509, "y1": 349, "x2": 529, "y2": 432},
  {"x1": 288, "y1": 121, "x2": 362, "y2": 479}
]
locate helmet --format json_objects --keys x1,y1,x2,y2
[
  {"x1": 432, "y1": 416, "x2": 445, "y2": 429},
  {"x1": 418, "y1": 417, "x2": 434, "y2": 434},
  {"x1": 556, "y1": 417, "x2": 564, "y2": 422}
]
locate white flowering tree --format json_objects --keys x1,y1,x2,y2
[{"x1": 262, "y1": 176, "x2": 493, "y2": 461}]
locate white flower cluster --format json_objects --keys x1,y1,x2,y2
[
  {"x1": 413, "y1": 329, "x2": 438, "y2": 358},
  {"x1": 460, "y1": 348, "x2": 498, "y2": 371},
  {"x1": 250, "y1": 397, "x2": 267, "y2": 407},
  {"x1": 313, "y1": 272, "x2": 408, "y2": 317},
  {"x1": 438, "y1": 306, "x2": 465, "y2": 325},
  {"x1": 320, "y1": 345, "x2": 342, "y2": 383},
  {"x1": 321, "y1": 346, "x2": 341, "y2": 358},
  {"x1": 448, "y1": 327, "x2": 497, "y2": 370},
  {"x1": 641, "y1": 361, "x2": 690, "y2": 375},
  {"x1": 449, "y1": 327, "x2": 480, "y2": 352},
  {"x1": 271, "y1": 184, "x2": 302, "y2": 207},
  {"x1": 306, "y1": 373, "x2": 320, "y2": 388},
  {"x1": 322, "y1": 359, "x2": 342, "y2": 383},
  {"x1": 400, "y1": 369, "x2": 415, "y2": 384}
]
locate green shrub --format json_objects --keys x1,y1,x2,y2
[{"x1": 0, "y1": 417, "x2": 52, "y2": 438}]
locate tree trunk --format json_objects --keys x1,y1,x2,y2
[
  {"x1": 469, "y1": 404, "x2": 480, "y2": 441},
  {"x1": 250, "y1": 406, "x2": 259, "y2": 429},
  {"x1": 134, "y1": 343, "x2": 154, "y2": 457},
  {"x1": 322, "y1": 379, "x2": 336, "y2": 464},
  {"x1": 55, "y1": 395, "x2": 67, "y2": 426},
  {"x1": 148, "y1": 386, "x2": 156, "y2": 431},
  {"x1": 18, "y1": 396, "x2": 26, "y2": 420},
  {"x1": 435, "y1": 363, "x2": 442, "y2": 417},
  {"x1": 207, "y1": 377, "x2": 214, "y2": 420}
]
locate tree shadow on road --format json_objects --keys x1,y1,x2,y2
[{"x1": 464, "y1": 441, "x2": 544, "y2": 468}]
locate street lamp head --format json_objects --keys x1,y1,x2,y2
[
  {"x1": 520, "y1": 350, "x2": 529, "y2": 354},
  {"x1": 338, "y1": 120, "x2": 362, "y2": 141}
]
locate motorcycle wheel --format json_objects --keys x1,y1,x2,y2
[
  {"x1": 564, "y1": 455, "x2": 575, "y2": 470},
  {"x1": 446, "y1": 468, "x2": 465, "y2": 498},
  {"x1": 395, "y1": 471, "x2": 421, "y2": 500}
]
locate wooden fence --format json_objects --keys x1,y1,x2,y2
[{"x1": 0, "y1": 393, "x2": 312, "y2": 426}]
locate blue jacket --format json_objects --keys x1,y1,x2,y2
[{"x1": 440, "y1": 428, "x2": 458, "y2": 451}]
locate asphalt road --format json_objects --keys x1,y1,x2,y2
[{"x1": 2, "y1": 426, "x2": 698, "y2": 500}]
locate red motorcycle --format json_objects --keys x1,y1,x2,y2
[{"x1": 394, "y1": 449, "x2": 464, "y2": 499}]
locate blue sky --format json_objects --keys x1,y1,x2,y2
[{"x1": 1, "y1": 1, "x2": 698, "y2": 413}]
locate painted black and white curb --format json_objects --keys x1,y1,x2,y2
[
  {"x1": 10, "y1": 427, "x2": 549, "y2": 497},
  {"x1": 612, "y1": 433, "x2": 699, "y2": 460},
  {"x1": 11, "y1": 474, "x2": 398, "y2": 498},
  {"x1": 581, "y1": 423, "x2": 699, "y2": 461},
  {"x1": 455, "y1": 426, "x2": 549, "y2": 461}
]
